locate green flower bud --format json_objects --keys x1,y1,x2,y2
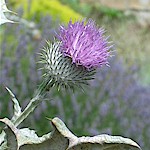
[{"x1": 39, "y1": 41, "x2": 95, "y2": 91}]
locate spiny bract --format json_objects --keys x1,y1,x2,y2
[{"x1": 39, "y1": 41, "x2": 95, "y2": 90}]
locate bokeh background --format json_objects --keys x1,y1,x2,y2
[{"x1": 0, "y1": 0, "x2": 150, "y2": 149}]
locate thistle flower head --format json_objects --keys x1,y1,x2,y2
[
  {"x1": 57, "y1": 19, "x2": 112, "y2": 69},
  {"x1": 39, "y1": 41, "x2": 95, "y2": 90},
  {"x1": 39, "y1": 19, "x2": 113, "y2": 91}
]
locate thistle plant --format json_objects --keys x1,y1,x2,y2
[
  {"x1": 15, "y1": 19, "x2": 112, "y2": 126},
  {"x1": 0, "y1": 2, "x2": 141, "y2": 149}
]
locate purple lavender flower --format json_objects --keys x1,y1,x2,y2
[{"x1": 58, "y1": 19, "x2": 112, "y2": 69}]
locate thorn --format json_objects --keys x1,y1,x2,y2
[{"x1": 45, "y1": 117, "x2": 52, "y2": 121}]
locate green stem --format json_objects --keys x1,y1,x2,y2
[
  {"x1": 13, "y1": 79, "x2": 51, "y2": 127},
  {"x1": 13, "y1": 95, "x2": 41, "y2": 127}
]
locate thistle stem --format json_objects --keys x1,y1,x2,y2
[
  {"x1": 13, "y1": 79, "x2": 50, "y2": 127},
  {"x1": 13, "y1": 95, "x2": 41, "y2": 127}
]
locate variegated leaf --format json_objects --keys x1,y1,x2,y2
[
  {"x1": 5, "y1": 87, "x2": 22, "y2": 122},
  {"x1": 0, "y1": 117, "x2": 141, "y2": 150},
  {"x1": 0, "y1": 0, "x2": 15, "y2": 25}
]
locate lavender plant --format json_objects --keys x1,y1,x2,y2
[{"x1": 0, "y1": 1, "x2": 142, "y2": 149}]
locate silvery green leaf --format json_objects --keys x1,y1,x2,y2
[
  {"x1": 21, "y1": 117, "x2": 142, "y2": 150},
  {"x1": 52, "y1": 118, "x2": 141, "y2": 150},
  {"x1": 5, "y1": 87, "x2": 22, "y2": 122},
  {"x1": 0, "y1": 118, "x2": 69, "y2": 150},
  {"x1": 0, "y1": 117, "x2": 141, "y2": 150},
  {"x1": 0, "y1": 130, "x2": 5, "y2": 145},
  {"x1": 20, "y1": 126, "x2": 69, "y2": 150},
  {"x1": 0, "y1": 0, "x2": 15, "y2": 25},
  {"x1": 0, "y1": 140, "x2": 8, "y2": 150},
  {"x1": 1, "y1": 0, "x2": 13, "y2": 13},
  {"x1": 0, "y1": 118, "x2": 18, "y2": 149},
  {"x1": 0, "y1": 11, "x2": 13, "y2": 25},
  {"x1": 0, "y1": 130, "x2": 6, "y2": 146},
  {"x1": 68, "y1": 135, "x2": 141, "y2": 150}
]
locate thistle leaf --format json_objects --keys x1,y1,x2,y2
[
  {"x1": 5, "y1": 87, "x2": 22, "y2": 122},
  {"x1": 68, "y1": 135, "x2": 141, "y2": 150},
  {"x1": 0, "y1": 130, "x2": 6, "y2": 145},
  {"x1": 1, "y1": 0, "x2": 12, "y2": 13},
  {"x1": 0, "y1": 118, "x2": 69, "y2": 150},
  {"x1": 0, "y1": 118, "x2": 18, "y2": 150},
  {"x1": 0, "y1": 117, "x2": 141, "y2": 150},
  {"x1": 51, "y1": 118, "x2": 141, "y2": 150},
  {"x1": 0, "y1": 0, "x2": 15, "y2": 25}
]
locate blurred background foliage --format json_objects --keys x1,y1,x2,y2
[
  {"x1": 10, "y1": 0, "x2": 82, "y2": 22},
  {"x1": 0, "y1": 0, "x2": 150, "y2": 150}
]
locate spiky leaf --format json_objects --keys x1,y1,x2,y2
[
  {"x1": 0, "y1": 117, "x2": 141, "y2": 150},
  {"x1": 5, "y1": 87, "x2": 22, "y2": 122},
  {"x1": 0, "y1": 0, "x2": 15, "y2": 25}
]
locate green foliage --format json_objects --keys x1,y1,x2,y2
[
  {"x1": 60, "y1": 0, "x2": 124, "y2": 20},
  {"x1": 12, "y1": 0, "x2": 82, "y2": 22},
  {"x1": 98, "y1": 5, "x2": 124, "y2": 19},
  {"x1": 89, "y1": 4, "x2": 124, "y2": 21},
  {"x1": 60, "y1": 0, "x2": 92, "y2": 16}
]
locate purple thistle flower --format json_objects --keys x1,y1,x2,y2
[{"x1": 58, "y1": 19, "x2": 113, "y2": 69}]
